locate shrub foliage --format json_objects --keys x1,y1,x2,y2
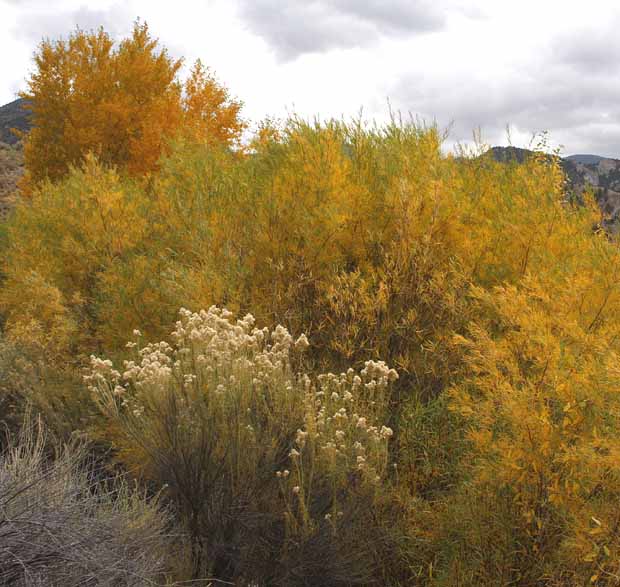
[
  {"x1": 0, "y1": 420, "x2": 171, "y2": 586},
  {"x1": 2, "y1": 22, "x2": 620, "y2": 586}
]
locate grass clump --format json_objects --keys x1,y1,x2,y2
[{"x1": 0, "y1": 419, "x2": 173, "y2": 586}]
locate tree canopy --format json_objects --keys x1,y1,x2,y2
[{"x1": 20, "y1": 22, "x2": 245, "y2": 188}]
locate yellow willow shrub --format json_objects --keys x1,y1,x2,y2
[
  {"x1": 0, "y1": 270, "x2": 77, "y2": 357},
  {"x1": 2, "y1": 116, "x2": 600, "y2": 380},
  {"x1": 139, "y1": 118, "x2": 451, "y2": 337},
  {"x1": 1, "y1": 143, "x2": 251, "y2": 357},
  {"x1": 0, "y1": 155, "x2": 151, "y2": 354},
  {"x1": 242, "y1": 117, "x2": 456, "y2": 339},
  {"x1": 311, "y1": 156, "x2": 472, "y2": 385},
  {"x1": 451, "y1": 142, "x2": 601, "y2": 288},
  {"x1": 0, "y1": 151, "x2": 240, "y2": 353},
  {"x1": 241, "y1": 120, "x2": 596, "y2": 385},
  {"x1": 242, "y1": 119, "x2": 367, "y2": 328},
  {"x1": 146, "y1": 139, "x2": 252, "y2": 313},
  {"x1": 0, "y1": 117, "x2": 480, "y2": 359},
  {"x1": 447, "y1": 267, "x2": 620, "y2": 585},
  {"x1": 87, "y1": 306, "x2": 412, "y2": 584}
]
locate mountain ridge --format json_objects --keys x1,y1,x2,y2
[{"x1": 565, "y1": 154, "x2": 608, "y2": 165}]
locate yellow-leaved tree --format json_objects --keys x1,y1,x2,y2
[{"x1": 20, "y1": 22, "x2": 244, "y2": 189}]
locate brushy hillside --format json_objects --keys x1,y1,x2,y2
[
  {"x1": 0, "y1": 142, "x2": 23, "y2": 219},
  {"x1": 0, "y1": 98, "x2": 30, "y2": 145},
  {"x1": 3, "y1": 23, "x2": 620, "y2": 586}
]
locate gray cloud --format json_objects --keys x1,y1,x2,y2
[
  {"x1": 390, "y1": 60, "x2": 620, "y2": 156},
  {"x1": 551, "y1": 26, "x2": 620, "y2": 75},
  {"x1": 237, "y1": 0, "x2": 446, "y2": 60},
  {"x1": 13, "y1": 3, "x2": 133, "y2": 45}
]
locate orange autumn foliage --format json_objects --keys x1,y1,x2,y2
[
  {"x1": 20, "y1": 22, "x2": 244, "y2": 189},
  {"x1": 182, "y1": 60, "x2": 245, "y2": 146}
]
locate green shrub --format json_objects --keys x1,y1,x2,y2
[{"x1": 0, "y1": 337, "x2": 98, "y2": 443}]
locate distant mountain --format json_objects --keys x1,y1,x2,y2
[
  {"x1": 565, "y1": 154, "x2": 607, "y2": 165},
  {"x1": 0, "y1": 98, "x2": 30, "y2": 145}
]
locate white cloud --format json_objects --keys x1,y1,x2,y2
[
  {"x1": 13, "y1": 3, "x2": 134, "y2": 44},
  {"x1": 236, "y1": 0, "x2": 447, "y2": 60},
  {"x1": 2, "y1": 0, "x2": 620, "y2": 156}
]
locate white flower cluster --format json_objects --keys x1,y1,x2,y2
[
  {"x1": 279, "y1": 359, "x2": 398, "y2": 522},
  {"x1": 85, "y1": 357, "x2": 121, "y2": 393},
  {"x1": 87, "y1": 306, "x2": 399, "y2": 533},
  {"x1": 360, "y1": 360, "x2": 399, "y2": 384},
  {"x1": 123, "y1": 341, "x2": 174, "y2": 388},
  {"x1": 87, "y1": 306, "x2": 309, "y2": 423}
]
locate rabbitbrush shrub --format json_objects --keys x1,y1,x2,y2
[{"x1": 88, "y1": 305, "x2": 417, "y2": 585}]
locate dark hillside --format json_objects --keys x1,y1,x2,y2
[
  {"x1": 0, "y1": 99, "x2": 28, "y2": 217},
  {"x1": 0, "y1": 142, "x2": 23, "y2": 219},
  {"x1": 565, "y1": 154, "x2": 606, "y2": 165},
  {"x1": 0, "y1": 98, "x2": 30, "y2": 145}
]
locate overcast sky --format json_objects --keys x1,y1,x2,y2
[{"x1": 2, "y1": 0, "x2": 620, "y2": 156}]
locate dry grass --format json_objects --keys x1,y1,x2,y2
[
  {"x1": 0, "y1": 419, "x2": 173, "y2": 586},
  {"x1": 0, "y1": 142, "x2": 23, "y2": 220}
]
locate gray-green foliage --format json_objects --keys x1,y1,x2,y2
[{"x1": 0, "y1": 421, "x2": 172, "y2": 586}]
